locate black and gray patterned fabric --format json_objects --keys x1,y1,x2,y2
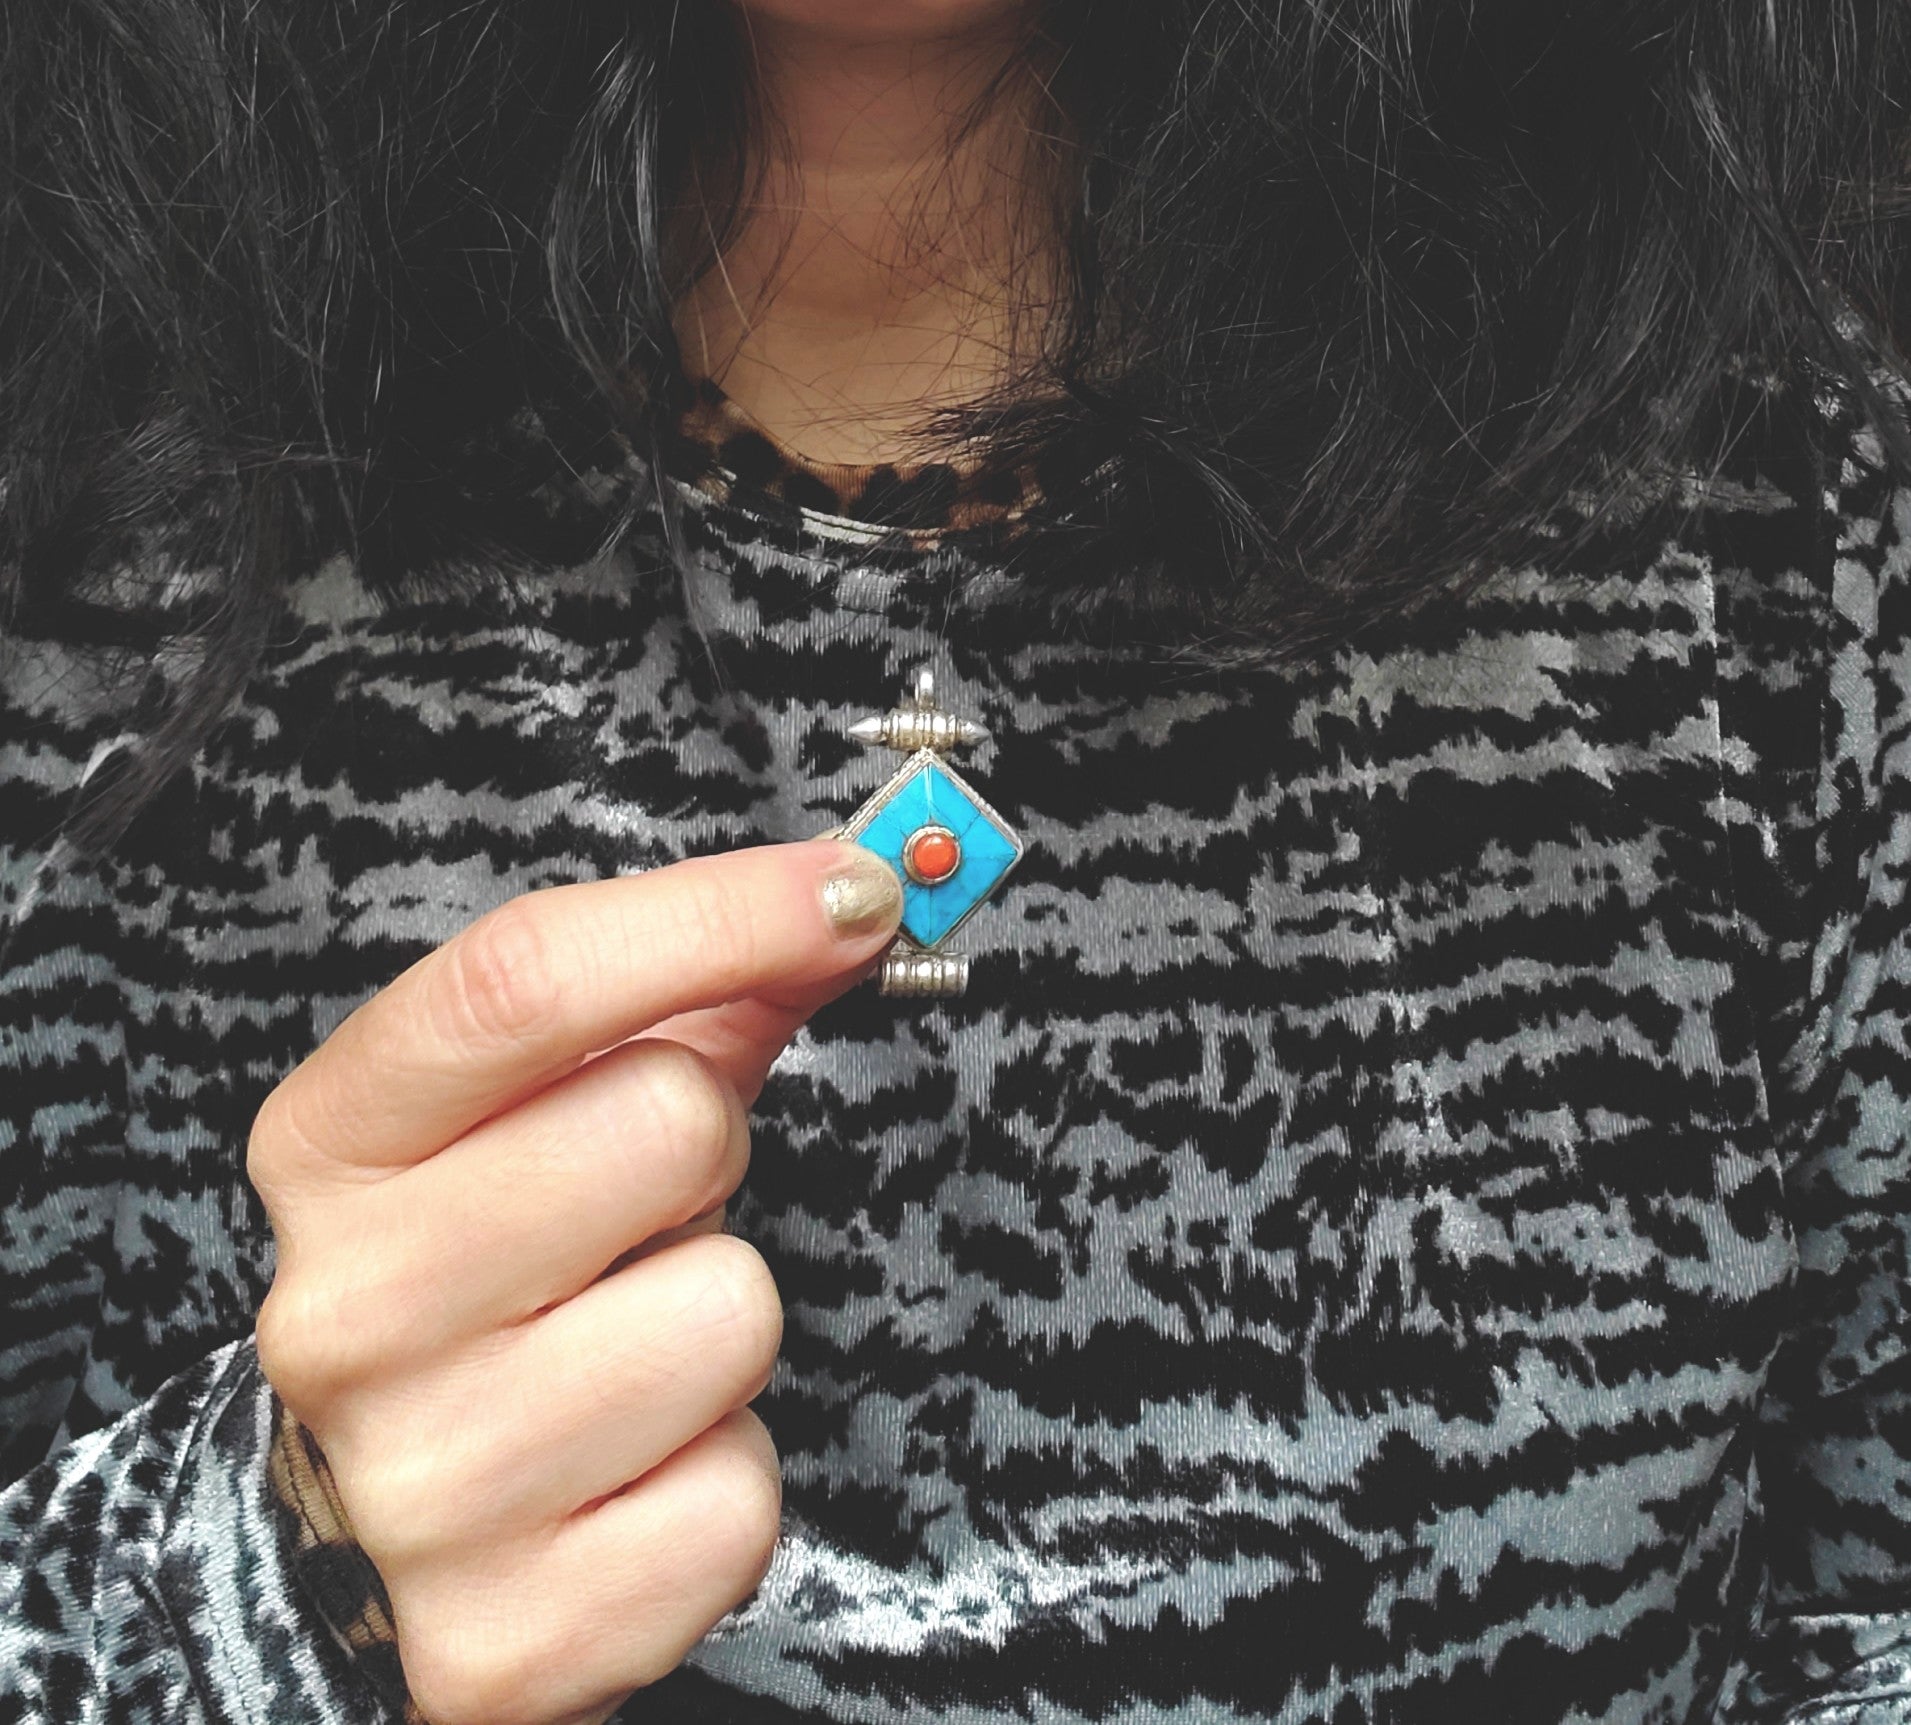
[{"x1": 3, "y1": 359, "x2": 1911, "y2": 1725}]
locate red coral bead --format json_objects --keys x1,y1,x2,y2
[{"x1": 905, "y1": 826, "x2": 962, "y2": 885}]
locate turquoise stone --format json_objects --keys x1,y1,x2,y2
[{"x1": 849, "y1": 760, "x2": 1021, "y2": 950}]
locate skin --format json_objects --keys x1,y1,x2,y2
[
  {"x1": 251, "y1": 842, "x2": 904, "y2": 1725},
  {"x1": 252, "y1": 10, "x2": 1034, "y2": 1720},
  {"x1": 677, "y1": 0, "x2": 1058, "y2": 466}
]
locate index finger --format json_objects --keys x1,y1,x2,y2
[{"x1": 254, "y1": 841, "x2": 901, "y2": 1182}]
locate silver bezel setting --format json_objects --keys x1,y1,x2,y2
[{"x1": 901, "y1": 823, "x2": 962, "y2": 887}]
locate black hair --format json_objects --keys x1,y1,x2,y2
[{"x1": 5, "y1": 1, "x2": 1911, "y2": 844}]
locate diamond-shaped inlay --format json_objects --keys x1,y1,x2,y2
[{"x1": 844, "y1": 755, "x2": 1022, "y2": 951}]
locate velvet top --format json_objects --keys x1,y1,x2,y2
[{"x1": 4, "y1": 364, "x2": 1911, "y2": 1724}]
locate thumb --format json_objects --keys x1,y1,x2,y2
[
  {"x1": 638, "y1": 962, "x2": 879, "y2": 1106},
  {"x1": 637, "y1": 866, "x2": 898, "y2": 1104}
]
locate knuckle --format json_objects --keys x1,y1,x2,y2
[
  {"x1": 252, "y1": 1291, "x2": 306, "y2": 1403},
  {"x1": 438, "y1": 897, "x2": 564, "y2": 1048},
  {"x1": 255, "y1": 1277, "x2": 380, "y2": 1411},
  {"x1": 400, "y1": 1621, "x2": 538, "y2": 1725},
  {"x1": 688, "y1": 1236, "x2": 784, "y2": 1378},
  {"x1": 246, "y1": 1081, "x2": 316, "y2": 1198},
  {"x1": 345, "y1": 1448, "x2": 468, "y2": 1574},
  {"x1": 707, "y1": 1423, "x2": 784, "y2": 1592},
  {"x1": 639, "y1": 1043, "x2": 745, "y2": 1184}
]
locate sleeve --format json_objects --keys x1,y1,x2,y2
[
  {"x1": 0, "y1": 1341, "x2": 406, "y2": 1725},
  {"x1": 0, "y1": 623, "x2": 417, "y2": 1725},
  {"x1": 1722, "y1": 372, "x2": 1911, "y2": 1722}
]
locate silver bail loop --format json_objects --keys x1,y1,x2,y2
[{"x1": 845, "y1": 666, "x2": 991, "y2": 756}]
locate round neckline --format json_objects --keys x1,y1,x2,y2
[{"x1": 659, "y1": 374, "x2": 1038, "y2": 543}]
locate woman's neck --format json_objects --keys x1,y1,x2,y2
[{"x1": 676, "y1": 9, "x2": 1054, "y2": 469}]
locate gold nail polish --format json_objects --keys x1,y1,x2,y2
[{"x1": 822, "y1": 852, "x2": 904, "y2": 938}]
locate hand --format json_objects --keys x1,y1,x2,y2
[{"x1": 248, "y1": 841, "x2": 903, "y2": 1725}]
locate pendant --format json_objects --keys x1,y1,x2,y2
[{"x1": 835, "y1": 669, "x2": 1024, "y2": 1000}]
